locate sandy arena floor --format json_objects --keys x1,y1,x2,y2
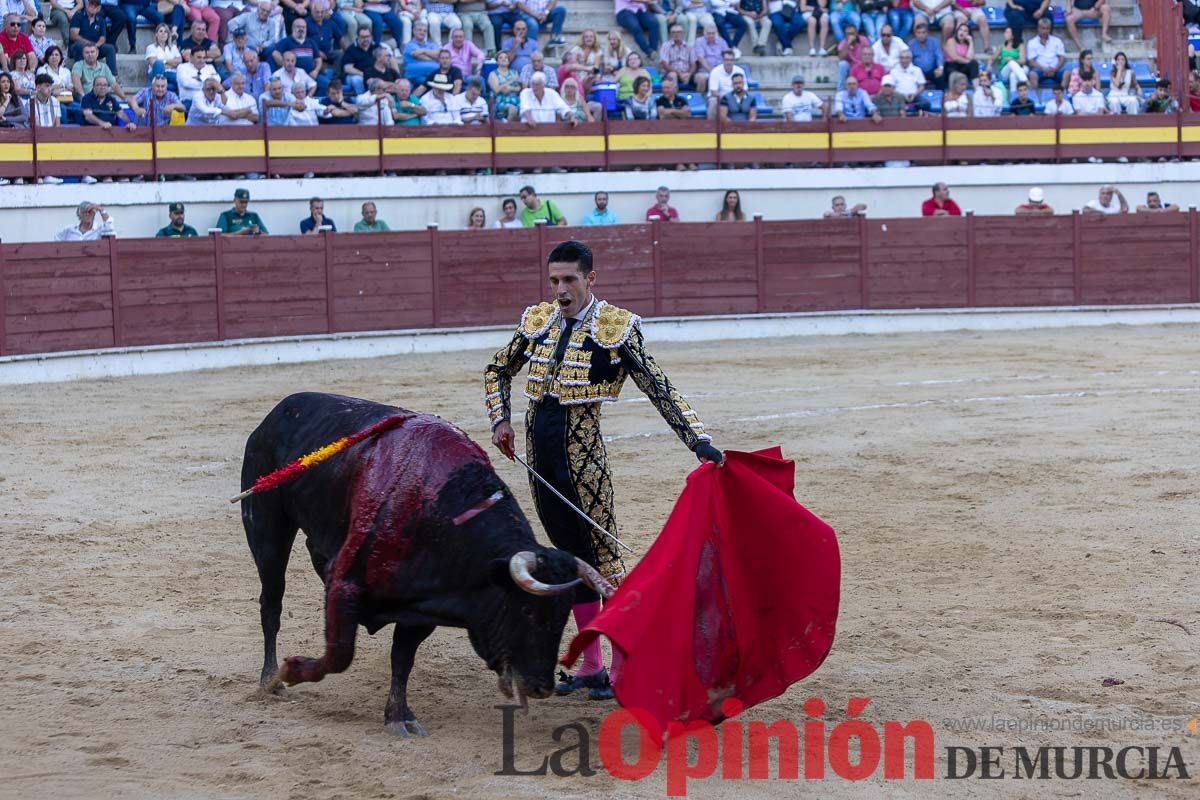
[{"x1": 2, "y1": 324, "x2": 1199, "y2": 799}]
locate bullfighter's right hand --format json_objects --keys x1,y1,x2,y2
[{"x1": 492, "y1": 420, "x2": 516, "y2": 460}]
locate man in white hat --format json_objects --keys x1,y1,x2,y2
[
  {"x1": 422, "y1": 74, "x2": 460, "y2": 124},
  {"x1": 1015, "y1": 187, "x2": 1054, "y2": 216},
  {"x1": 518, "y1": 71, "x2": 573, "y2": 126}
]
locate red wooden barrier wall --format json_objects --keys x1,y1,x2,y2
[{"x1": 2, "y1": 212, "x2": 1199, "y2": 358}]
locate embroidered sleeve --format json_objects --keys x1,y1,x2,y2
[
  {"x1": 620, "y1": 323, "x2": 711, "y2": 450},
  {"x1": 484, "y1": 328, "x2": 531, "y2": 430}
]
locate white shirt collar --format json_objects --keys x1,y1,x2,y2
[{"x1": 566, "y1": 295, "x2": 595, "y2": 324}]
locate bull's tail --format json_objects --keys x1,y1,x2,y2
[{"x1": 230, "y1": 414, "x2": 411, "y2": 503}]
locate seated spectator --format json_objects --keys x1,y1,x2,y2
[
  {"x1": 1083, "y1": 184, "x2": 1127, "y2": 215},
  {"x1": 457, "y1": 77, "x2": 489, "y2": 124},
  {"x1": 871, "y1": 23, "x2": 909, "y2": 71},
  {"x1": 229, "y1": 2, "x2": 284, "y2": 57},
  {"x1": 850, "y1": 47, "x2": 885, "y2": 95},
  {"x1": 660, "y1": 23, "x2": 703, "y2": 91},
  {"x1": 183, "y1": 0, "x2": 220, "y2": 48},
  {"x1": 499, "y1": 18, "x2": 535, "y2": 74},
  {"x1": 493, "y1": 197, "x2": 524, "y2": 228},
  {"x1": 55, "y1": 201, "x2": 115, "y2": 241},
  {"x1": 560, "y1": 77, "x2": 599, "y2": 122},
  {"x1": 1106, "y1": 51, "x2": 1139, "y2": 115},
  {"x1": 823, "y1": 194, "x2": 866, "y2": 218},
  {"x1": 156, "y1": 202, "x2": 198, "y2": 237},
  {"x1": 229, "y1": 48, "x2": 271, "y2": 96},
  {"x1": 186, "y1": 77, "x2": 226, "y2": 124},
  {"x1": 692, "y1": 24, "x2": 728, "y2": 92},
  {"x1": 705, "y1": 48, "x2": 744, "y2": 118},
  {"x1": 646, "y1": 185, "x2": 679, "y2": 221},
  {"x1": 518, "y1": 184, "x2": 567, "y2": 226},
  {"x1": 1007, "y1": 80, "x2": 1036, "y2": 115},
  {"x1": 913, "y1": 0, "x2": 955, "y2": 38},
  {"x1": 1136, "y1": 192, "x2": 1179, "y2": 213},
  {"x1": 37, "y1": 47, "x2": 74, "y2": 103},
  {"x1": 353, "y1": 77, "x2": 395, "y2": 123},
  {"x1": 405, "y1": 20, "x2": 443, "y2": 64},
  {"x1": 1025, "y1": 17, "x2": 1064, "y2": 89},
  {"x1": 301, "y1": 197, "x2": 337, "y2": 233},
  {"x1": 921, "y1": 181, "x2": 961, "y2": 216},
  {"x1": 259, "y1": 77, "x2": 293, "y2": 125},
  {"x1": 489, "y1": 49, "x2": 522, "y2": 121},
  {"x1": 180, "y1": 19, "x2": 221, "y2": 64},
  {"x1": 444, "y1": 27, "x2": 484, "y2": 76},
  {"x1": 557, "y1": 50, "x2": 592, "y2": 92},
  {"x1": 971, "y1": 69, "x2": 1001, "y2": 116},
  {"x1": 224, "y1": 29, "x2": 253, "y2": 79},
  {"x1": 583, "y1": 191, "x2": 618, "y2": 225},
  {"x1": 952, "y1": 0, "x2": 990, "y2": 51},
  {"x1": 222, "y1": 73, "x2": 260, "y2": 124},
  {"x1": 520, "y1": 50, "x2": 557, "y2": 89},
  {"x1": 419, "y1": 47, "x2": 464, "y2": 94},
  {"x1": 71, "y1": 42, "x2": 128, "y2": 100},
  {"x1": 764, "y1": 0, "x2": 803, "y2": 57},
  {"x1": 873, "y1": 75, "x2": 906, "y2": 116},
  {"x1": 942, "y1": 21, "x2": 977, "y2": 82},
  {"x1": 69, "y1": 0, "x2": 118, "y2": 72},
  {"x1": 28, "y1": 18, "x2": 56, "y2": 64},
  {"x1": 421, "y1": 74, "x2": 458, "y2": 123},
  {"x1": 740, "y1": 0, "x2": 770, "y2": 57},
  {"x1": 1065, "y1": 0, "x2": 1109, "y2": 52},
  {"x1": 836, "y1": 23, "x2": 868, "y2": 90},
  {"x1": 1014, "y1": 186, "x2": 1053, "y2": 216},
  {"x1": 8, "y1": 50, "x2": 33, "y2": 100},
  {"x1": 1043, "y1": 84, "x2": 1073, "y2": 115},
  {"x1": 0, "y1": 72, "x2": 26, "y2": 127},
  {"x1": 285, "y1": 81, "x2": 323, "y2": 125},
  {"x1": 889, "y1": 48, "x2": 930, "y2": 112},
  {"x1": 1001, "y1": 0, "x2": 1042, "y2": 44},
  {"x1": 274, "y1": 49, "x2": 317, "y2": 95},
  {"x1": 907, "y1": 18, "x2": 944, "y2": 89},
  {"x1": 273, "y1": 18, "x2": 325, "y2": 81},
  {"x1": 618, "y1": 0, "x2": 664, "y2": 59},
  {"x1": 519, "y1": 71, "x2": 572, "y2": 125},
  {"x1": 569, "y1": 29, "x2": 605, "y2": 86},
  {"x1": 655, "y1": 75, "x2": 693, "y2": 118},
  {"x1": 79, "y1": 76, "x2": 135, "y2": 129},
  {"x1": 1063, "y1": 47, "x2": 1094, "y2": 95},
  {"x1": 615, "y1": 51, "x2": 651, "y2": 100},
  {"x1": 834, "y1": 74, "x2": 880, "y2": 121},
  {"x1": 625, "y1": 75, "x2": 658, "y2": 119},
  {"x1": 354, "y1": 201, "x2": 389, "y2": 231},
  {"x1": 364, "y1": 46, "x2": 402, "y2": 89},
  {"x1": 31, "y1": 74, "x2": 63, "y2": 131},
  {"x1": 715, "y1": 189, "x2": 745, "y2": 221},
  {"x1": 941, "y1": 70, "x2": 970, "y2": 116},
  {"x1": 389, "y1": 78, "x2": 423, "y2": 124},
  {"x1": 782, "y1": 74, "x2": 826, "y2": 121},
  {"x1": 1144, "y1": 79, "x2": 1178, "y2": 114},
  {"x1": 1071, "y1": 72, "x2": 1106, "y2": 115},
  {"x1": 656, "y1": 0, "x2": 706, "y2": 48},
  {"x1": 177, "y1": 46, "x2": 219, "y2": 104},
  {"x1": 456, "y1": 0, "x2": 493, "y2": 53},
  {"x1": 519, "y1": 0, "x2": 566, "y2": 45},
  {"x1": 340, "y1": 26, "x2": 376, "y2": 95},
  {"x1": 720, "y1": 71, "x2": 756, "y2": 120},
  {"x1": 992, "y1": 26, "x2": 1029, "y2": 94},
  {"x1": 308, "y1": 3, "x2": 343, "y2": 67},
  {"x1": 131, "y1": 75, "x2": 183, "y2": 127}
]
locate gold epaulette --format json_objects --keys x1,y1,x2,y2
[
  {"x1": 520, "y1": 302, "x2": 559, "y2": 339},
  {"x1": 591, "y1": 301, "x2": 640, "y2": 348}
]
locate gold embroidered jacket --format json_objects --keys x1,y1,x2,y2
[{"x1": 484, "y1": 299, "x2": 711, "y2": 450}]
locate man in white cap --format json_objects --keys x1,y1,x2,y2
[
  {"x1": 518, "y1": 71, "x2": 572, "y2": 126},
  {"x1": 873, "y1": 75, "x2": 906, "y2": 117},
  {"x1": 1015, "y1": 187, "x2": 1054, "y2": 216},
  {"x1": 780, "y1": 74, "x2": 825, "y2": 122}
]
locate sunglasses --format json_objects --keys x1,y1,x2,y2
[{"x1": 7, "y1": 22, "x2": 18, "y2": 27}]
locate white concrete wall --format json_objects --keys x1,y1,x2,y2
[{"x1": 1, "y1": 162, "x2": 1196, "y2": 243}]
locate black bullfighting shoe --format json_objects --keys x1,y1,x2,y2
[{"x1": 555, "y1": 668, "x2": 610, "y2": 696}]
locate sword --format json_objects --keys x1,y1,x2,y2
[{"x1": 512, "y1": 452, "x2": 636, "y2": 555}]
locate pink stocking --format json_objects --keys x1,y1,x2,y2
[
  {"x1": 609, "y1": 646, "x2": 625, "y2": 684},
  {"x1": 572, "y1": 601, "x2": 603, "y2": 675}
]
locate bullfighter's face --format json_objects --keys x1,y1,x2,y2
[{"x1": 548, "y1": 262, "x2": 595, "y2": 319}]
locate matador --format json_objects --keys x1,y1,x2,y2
[{"x1": 484, "y1": 240, "x2": 723, "y2": 700}]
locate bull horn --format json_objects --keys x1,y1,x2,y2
[
  {"x1": 509, "y1": 551, "x2": 582, "y2": 596},
  {"x1": 575, "y1": 558, "x2": 616, "y2": 600}
]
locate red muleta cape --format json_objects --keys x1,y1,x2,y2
[{"x1": 562, "y1": 447, "x2": 841, "y2": 743}]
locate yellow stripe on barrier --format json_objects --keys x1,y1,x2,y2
[
  {"x1": 157, "y1": 139, "x2": 266, "y2": 159},
  {"x1": 1180, "y1": 126, "x2": 1200, "y2": 144},
  {"x1": 0, "y1": 142, "x2": 33, "y2": 162},
  {"x1": 269, "y1": 139, "x2": 379, "y2": 158},
  {"x1": 720, "y1": 132, "x2": 828, "y2": 150},
  {"x1": 832, "y1": 129, "x2": 942, "y2": 149},
  {"x1": 607, "y1": 132, "x2": 718, "y2": 151},
  {"x1": 494, "y1": 135, "x2": 605, "y2": 154},
  {"x1": 38, "y1": 141, "x2": 153, "y2": 161},
  {"x1": 1059, "y1": 126, "x2": 1176, "y2": 145},
  {"x1": 946, "y1": 128, "x2": 1056, "y2": 146},
  {"x1": 383, "y1": 137, "x2": 493, "y2": 155}
]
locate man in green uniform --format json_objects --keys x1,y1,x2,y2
[
  {"x1": 155, "y1": 202, "x2": 198, "y2": 237},
  {"x1": 216, "y1": 188, "x2": 268, "y2": 235}
]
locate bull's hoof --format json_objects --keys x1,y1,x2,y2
[{"x1": 385, "y1": 718, "x2": 429, "y2": 738}]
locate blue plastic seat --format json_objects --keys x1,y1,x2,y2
[
  {"x1": 1051, "y1": 5, "x2": 1065, "y2": 25},
  {"x1": 1093, "y1": 61, "x2": 1112, "y2": 87},
  {"x1": 750, "y1": 90, "x2": 773, "y2": 117},
  {"x1": 982, "y1": 6, "x2": 1005, "y2": 27},
  {"x1": 920, "y1": 89, "x2": 942, "y2": 113},
  {"x1": 680, "y1": 90, "x2": 707, "y2": 117},
  {"x1": 736, "y1": 64, "x2": 760, "y2": 89},
  {"x1": 1132, "y1": 61, "x2": 1155, "y2": 86}
]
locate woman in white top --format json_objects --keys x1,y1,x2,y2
[
  {"x1": 36, "y1": 46, "x2": 74, "y2": 103},
  {"x1": 601, "y1": 30, "x2": 627, "y2": 81},
  {"x1": 146, "y1": 24, "x2": 183, "y2": 80},
  {"x1": 1106, "y1": 51, "x2": 1139, "y2": 115},
  {"x1": 941, "y1": 72, "x2": 971, "y2": 118},
  {"x1": 10, "y1": 51, "x2": 36, "y2": 98},
  {"x1": 493, "y1": 197, "x2": 524, "y2": 229}
]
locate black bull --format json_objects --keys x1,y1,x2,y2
[{"x1": 240, "y1": 392, "x2": 612, "y2": 736}]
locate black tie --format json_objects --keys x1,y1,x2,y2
[{"x1": 553, "y1": 317, "x2": 575, "y2": 363}]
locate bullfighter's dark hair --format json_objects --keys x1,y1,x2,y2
[{"x1": 548, "y1": 240, "x2": 593, "y2": 274}]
